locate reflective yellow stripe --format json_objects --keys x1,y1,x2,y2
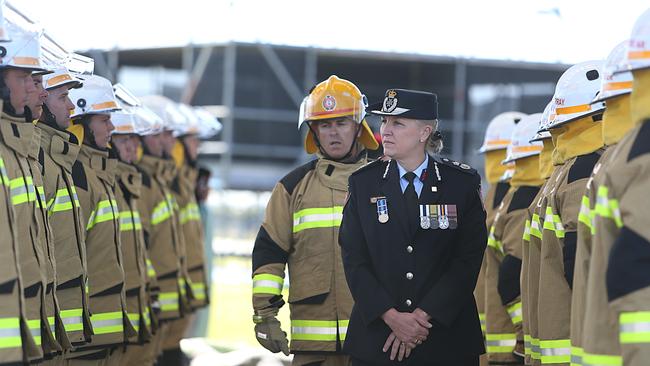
[
  {"x1": 291, "y1": 319, "x2": 348, "y2": 342},
  {"x1": 540, "y1": 339, "x2": 571, "y2": 364},
  {"x1": 9, "y1": 176, "x2": 36, "y2": 205},
  {"x1": 524, "y1": 334, "x2": 532, "y2": 357},
  {"x1": 582, "y1": 351, "x2": 621, "y2": 366},
  {"x1": 0, "y1": 317, "x2": 22, "y2": 349},
  {"x1": 543, "y1": 206, "x2": 565, "y2": 238},
  {"x1": 293, "y1": 206, "x2": 343, "y2": 233},
  {"x1": 479, "y1": 313, "x2": 486, "y2": 332},
  {"x1": 151, "y1": 199, "x2": 172, "y2": 226},
  {"x1": 27, "y1": 319, "x2": 41, "y2": 346},
  {"x1": 252, "y1": 274, "x2": 283, "y2": 295},
  {"x1": 86, "y1": 199, "x2": 119, "y2": 230},
  {"x1": 127, "y1": 313, "x2": 140, "y2": 332},
  {"x1": 571, "y1": 346, "x2": 583, "y2": 366},
  {"x1": 159, "y1": 292, "x2": 179, "y2": 312},
  {"x1": 48, "y1": 188, "x2": 75, "y2": 215},
  {"x1": 620, "y1": 311, "x2": 650, "y2": 343},
  {"x1": 507, "y1": 301, "x2": 523, "y2": 325},
  {"x1": 36, "y1": 186, "x2": 46, "y2": 209},
  {"x1": 578, "y1": 195, "x2": 592, "y2": 230},
  {"x1": 594, "y1": 186, "x2": 623, "y2": 228},
  {"x1": 191, "y1": 282, "x2": 207, "y2": 300},
  {"x1": 523, "y1": 219, "x2": 531, "y2": 241},
  {"x1": 146, "y1": 259, "x2": 156, "y2": 279},
  {"x1": 90, "y1": 311, "x2": 124, "y2": 335},
  {"x1": 0, "y1": 159, "x2": 8, "y2": 187},
  {"x1": 60, "y1": 308, "x2": 84, "y2": 332},
  {"x1": 531, "y1": 214, "x2": 543, "y2": 238},
  {"x1": 486, "y1": 333, "x2": 517, "y2": 353},
  {"x1": 531, "y1": 337, "x2": 541, "y2": 360},
  {"x1": 119, "y1": 210, "x2": 142, "y2": 231},
  {"x1": 180, "y1": 203, "x2": 201, "y2": 224},
  {"x1": 487, "y1": 225, "x2": 503, "y2": 253}
]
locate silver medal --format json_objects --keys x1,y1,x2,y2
[{"x1": 420, "y1": 216, "x2": 430, "y2": 229}]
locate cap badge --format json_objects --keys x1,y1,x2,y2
[
  {"x1": 382, "y1": 89, "x2": 398, "y2": 113},
  {"x1": 322, "y1": 95, "x2": 336, "y2": 111}
]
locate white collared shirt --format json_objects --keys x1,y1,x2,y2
[{"x1": 396, "y1": 154, "x2": 428, "y2": 197}]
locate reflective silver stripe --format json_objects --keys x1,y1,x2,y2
[
  {"x1": 0, "y1": 328, "x2": 21, "y2": 338},
  {"x1": 91, "y1": 318, "x2": 122, "y2": 329},
  {"x1": 61, "y1": 316, "x2": 83, "y2": 326},
  {"x1": 541, "y1": 347, "x2": 571, "y2": 356},
  {"x1": 486, "y1": 339, "x2": 517, "y2": 347},
  {"x1": 620, "y1": 322, "x2": 650, "y2": 333},
  {"x1": 291, "y1": 326, "x2": 337, "y2": 336}
]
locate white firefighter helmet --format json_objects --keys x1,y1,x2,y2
[
  {"x1": 503, "y1": 113, "x2": 544, "y2": 164},
  {"x1": 194, "y1": 107, "x2": 222, "y2": 139},
  {"x1": 616, "y1": 8, "x2": 650, "y2": 73},
  {"x1": 174, "y1": 104, "x2": 201, "y2": 137},
  {"x1": 531, "y1": 101, "x2": 555, "y2": 142},
  {"x1": 547, "y1": 60, "x2": 605, "y2": 130},
  {"x1": 0, "y1": 22, "x2": 47, "y2": 72},
  {"x1": 477, "y1": 111, "x2": 527, "y2": 153},
  {"x1": 42, "y1": 67, "x2": 82, "y2": 91},
  {"x1": 69, "y1": 75, "x2": 121, "y2": 118},
  {"x1": 111, "y1": 105, "x2": 160, "y2": 136},
  {"x1": 139, "y1": 95, "x2": 186, "y2": 132},
  {"x1": 593, "y1": 41, "x2": 633, "y2": 104}
]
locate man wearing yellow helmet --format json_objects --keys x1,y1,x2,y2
[{"x1": 251, "y1": 75, "x2": 378, "y2": 366}]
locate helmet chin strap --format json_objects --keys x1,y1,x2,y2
[{"x1": 307, "y1": 122, "x2": 362, "y2": 163}]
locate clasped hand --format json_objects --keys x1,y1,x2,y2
[{"x1": 381, "y1": 308, "x2": 432, "y2": 361}]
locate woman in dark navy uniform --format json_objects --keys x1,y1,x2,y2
[{"x1": 339, "y1": 89, "x2": 487, "y2": 366}]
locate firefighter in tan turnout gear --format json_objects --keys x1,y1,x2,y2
[
  {"x1": 37, "y1": 67, "x2": 93, "y2": 354},
  {"x1": 251, "y1": 75, "x2": 378, "y2": 366},
  {"x1": 0, "y1": 21, "x2": 63, "y2": 363},
  {"x1": 485, "y1": 113, "x2": 546, "y2": 366},
  {"x1": 138, "y1": 95, "x2": 188, "y2": 364},
  {"x1": 477, "y1": 111, "x2": 525, "y2": 365},
  {"x1": 585, "y1": 9, "x2": 650, "y2": 366},
  {"x1": 568, "y1": 41, "x2": 633, "y2": 366},
  {"x1": 67, "y1": 75, "x2": 137, "y2": 365},
  {"x1": 536, "y1": 61, "x2": 605, "y2": 365}
]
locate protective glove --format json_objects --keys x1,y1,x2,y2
[{"x1": 254, "y1": 316, "x2": 290, "y2": 356}]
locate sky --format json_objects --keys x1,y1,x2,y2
[{"x1": 16, "y1": 0, "x2": 650, "y2": 64}]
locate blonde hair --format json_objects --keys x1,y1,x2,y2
[{"x1": 419, "y1": 119, "x2": 443, "y2": 154}]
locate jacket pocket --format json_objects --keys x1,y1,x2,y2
[{"x1": 287, "y1": 251, "x2": 332, "y2": 304}]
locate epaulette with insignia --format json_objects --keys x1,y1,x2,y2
[
  {"x1": 350, "y1": 158, "x2": 384, "y2": 177},
  {"x1": 436, "y1": 156, "x2": 478, "y2": 175}
]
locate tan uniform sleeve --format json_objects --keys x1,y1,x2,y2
[{"x1": 251, "y1": 183, "x2": 292, "y2": 312}]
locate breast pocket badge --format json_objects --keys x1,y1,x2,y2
[{"x1": 421, "y1": 204, "x2": 458, "y2": 230}]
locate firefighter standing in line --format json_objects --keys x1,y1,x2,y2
[
  {"x1": 536, "y1": 61, "x2": 605, "y2": 365},
  {"x1": 521, "y1": 102, "x2": 555, "y2": 366},
  {"x1": 110, "y1": 85, "x2": 161, "y2": 365},
  {"x1": 569, "y1": 41, "x2": 634, "y2": 366},
  {"x1": 67, "y1": 75, "x2": 137, "y2": 365},
  {"x1": 251, "y1": 75, "x2": 378, "y2": 366},
  {"x1": 0, "y1": 21, "x2": 60, "y2": 363},
  {"x1": 485, "y1": 113, "x2": 546, "y2": 366},
  {"x1": 38, "y1": 68, "x2": 93, "y2": 357},
  {"x1": 0, "y1": 6, "x2": 40, "y2": 364},
  {"x1": 592, "y1": 9, "x2": 650, "y2": 365},
  {"x1": 477, "y1": 111, "x2": 525, "y2": 366},
  {"x1": 138, "y1": 95, "x2": 188, "y2": 364}
]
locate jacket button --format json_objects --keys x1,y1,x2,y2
[
  {"x1": 405, "y1": 299, "x2": 412, "y2": 307},
  {"x1": 406, "y1": 272, "x2": 414, "y2": 280},
  {"x1": 406, "y1": 246, "x2": 413, "y2": 253}
]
